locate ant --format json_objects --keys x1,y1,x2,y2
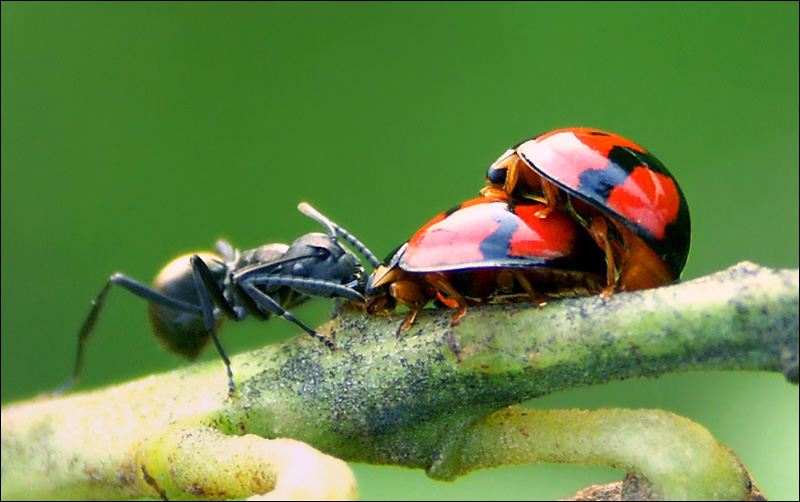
[{"x1": 58, "y1": 203, "x2": 381, "y2": 396}]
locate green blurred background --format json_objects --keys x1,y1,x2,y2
[{"x1": 2, "y1": 2, "x2": 797, "y2": 499}]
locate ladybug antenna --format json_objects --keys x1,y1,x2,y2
[{"x1": 298, "y1": 202, "x2": 382, "y2": 269}]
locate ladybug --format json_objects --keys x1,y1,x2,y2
[
  {"x1": 364, "y1": 195, "x2": 606, "y2": 328},
  {"x1": 482, "y1": 128, "x2": 691, "y2": 292}
]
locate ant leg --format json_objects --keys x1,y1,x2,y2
[
  {"x1": 250, "y1": 276, "x2": 365, "y2": 303},
  {"x1": 56, "y1": 281, "x2": 112, "y2": 395},
  {"x1": 239, "y1": 283, "x2": 336, "y2": 351},
  {"x1": 56, "y1": 274, "x2": 204, "y2": 395},
  {"x1": 190, "y1": 256, "x2": 239, "y2": 319},
  {"x1": 189, "y1": 256, "x2": 240, "y2": 396}
]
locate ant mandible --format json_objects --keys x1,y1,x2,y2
[{"x1": 58, "y1": 203, "x2": 381, "y2": 396}]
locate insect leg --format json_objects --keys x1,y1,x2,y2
[
  {"x1": 424, "y1": 273, "x2": 469, "y2": 326},
  {"x1": 57, "y1": 274, "x2": 203, "y2": 395},
  {"x1": 250, "y1": 276, "x2": 365, "y2": 303},
  {"x1": 239, "y1": 282, "x2": 336, "y2": 351},
  {"x1": 189, "y1": 255, "x2": 239, "y2": 396}
]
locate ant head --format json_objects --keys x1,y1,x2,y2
[{"x1": 283, "y1": 233, "x2": 364, "y2": 286}]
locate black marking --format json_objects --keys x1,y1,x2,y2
[
  {"x1": 658, "y1": 194, "x2": 691, "y2": 275},
  {"x1": 607, "y1": 145, "x2": 644, "y2": 173},
  {"x1": 443, "y1": 202, "x2": 464, "y2": 219},
  {"x1": 574, "y1": 145, "x2": 670, "y2": 203},
  {"x1": 382, "y1": 242, "x2": 407, "y2": 266},
  {"x1": 478, "y1": 206, "x2": 519, "y2": 260},
  {"x1": 572, "y1": 145, "x2": 690, "y2": 276},
  {"x1": 576, "y1": 160, "x2": 629, "y2": 201},
  {"x1": 606, "y1": 145, "x2": 690, "y2": 275},
  {"x1": 608, "y1": 145, "x2": 671, "y2": 175}
]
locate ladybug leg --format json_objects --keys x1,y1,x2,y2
[
  {"x1": 400, "y1": 306, "x2": 420, "y2": 331},
  {"x1": 614, "y1": 226, "x2": 676, "y2": 292},
  {"x1": 424, "y1": 273, "x2": 468, "y2": 326},
  {"x1": 488, "y1": 153, "x2": 520, "y2": 197},
  {"x1": 504, "y1": 155, "x2": 521, "y2": 196},
  {"x1": 511, "y1": 271, "x2": 548, "y2": 306},
  {"x1": 534, "y1": 179, "x2": 561, "y2": 219},
  {"x1": 389, "y1": 280, "x2": 430, "y2": 330},
  {"x1": 563, "y1": 197, "x2": 620, "y2": 294},
  {"x1": 563, "y1": 196, "x2": 590, "y2": 227},
  {"x1": 587, "y1": 217, "x2": 618, "y2": 295},
  {"x1": 435, "y1": 292, "x2": 460, "y2": 309},
  {"x1": 496, "y1": 269, "x2": 515, "y2": 294}
]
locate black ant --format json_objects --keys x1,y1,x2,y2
[{"x1": 58, "y1": 203, "x2": 381, "y2": 396}]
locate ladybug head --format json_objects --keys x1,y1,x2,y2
[
  {"x1": 363, "y1": 264, "x2": 399, "y2": 314},
  {"x1": 485, "y1": 148, "x2": 515, "y2": 187}
]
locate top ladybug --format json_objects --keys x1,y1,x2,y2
[{"x1": 482, "y1": 128, "x2": 690, "y2": 293}]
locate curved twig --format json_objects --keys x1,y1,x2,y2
[{"x1": 1, "y1": 262, "x2": 797, "y2": 500}]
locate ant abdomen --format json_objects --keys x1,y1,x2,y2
[{"x1": 148, "y1": 252, "x2": 227, "y2": 360}]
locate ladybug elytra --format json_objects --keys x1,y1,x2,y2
[
  {"x1": 364, "y1": 195, "x2": 606, "y2": 328},
  {"x1": 483, "y1": 128, "x2": 691, "y2": 292}
]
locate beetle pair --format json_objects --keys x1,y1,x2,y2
[
  {"x1": 364, "y1": 128, "x2": 691, "y2": 328},
  {"x1": 61, "y1": 128, "x2": 690, "y2": 395}
]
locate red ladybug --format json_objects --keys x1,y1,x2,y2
[
  {"x1": 364, "y1": 195, "x2": 606, "y2": 328},
  {"x1": 482, "y1": 128, "x2": 691, "y2": 292}
]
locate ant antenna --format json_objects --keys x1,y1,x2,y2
[
  {"x1": 298, "y1": 203, "x2": 339, "y2": 238},
  {"x1": 298, "y1": 202, "x2": 382, "y2": 269}
]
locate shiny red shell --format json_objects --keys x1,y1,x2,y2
[
  {"x1": 486, "y1": 128, "x2": 691, "y2": 277},
  {"x1": 399, "y1": 196, "x2": 604, "y2": 274}
]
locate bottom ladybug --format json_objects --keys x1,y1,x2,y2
[{"x1": 364, "y1": 196, "x2": 606, "y2": 328}]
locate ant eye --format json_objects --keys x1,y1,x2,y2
[{"x1": 314, "y1": 247, "x2": 332, "y2": 260}]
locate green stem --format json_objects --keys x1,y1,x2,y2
[
  {"x1": 2, "y1": 262, "x2": 797, "y2": 500},
  {"x1": 453, "y1": 407, "x2": 750, "y2": 500}
]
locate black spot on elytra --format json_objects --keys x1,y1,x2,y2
[
  {"x1": 607, "y1": 145, "x2": 645, "y2": 172},
  {"x1": 572, "y1": 145, "x2": 690, "y2": 276},
  {"x1": 382, "y1": 242, "x2": 406, "y2": 265},
  {"x1": 478, "y1": 207, "x2": 519, "y2": 260},
  {"x1": 609, "y1": 145, "x2": 671, "y2": 175},
  {"x1": 575, "y1": 145, "x2": 667, "y2": 201},
  {"x1": 443, "y1": 202, "x2": 464, "y2": 219},
  {"x1": 576, "y1": 161, "x2": 629, "y2": 201}
]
